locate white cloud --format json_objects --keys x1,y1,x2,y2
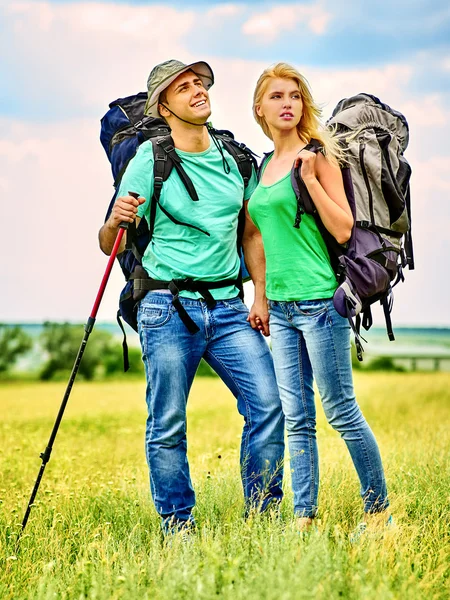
[
  {"x1": 410, "y1": 156, "x2": 450, "y2": 208},
  {"x1": 6, "y1": 1, "x2": 195, "y2": 36},
  {"x1": 207, "y1": 4, "x2": 243, "y2": 19},
  {"x1": 306, "y1": 65, "x2": 414, "y2": 114},
  {"x1": 9, "y1": 1, "x2": 55, "y2": 30},
  {"x1": 401, "y1": 95, "x2": 449, "y2": 127},
  {"x1": 242, "y1": 2, "x2": 332, "y2": 42},
  {"x1": 1, "y1": 1, "x2": 197, "y2": 113}
]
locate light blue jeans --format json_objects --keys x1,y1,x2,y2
[
  {"x1": 137, "y1": 293, "x2": 285, "y2": 529},
  {"x1": 268, "y1": 298, "x2": 388, "y2": 517}
]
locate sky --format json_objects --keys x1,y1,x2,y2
[{"x1": 1, "y1": 0, "x2": 449, "y2": 327}]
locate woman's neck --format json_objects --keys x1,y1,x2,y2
[{"x1": 271, "y1": 129, "x2": 305, "y2": 159}]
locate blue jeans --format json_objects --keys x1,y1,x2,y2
[
  {"x1": 137, "y1": 293, "x2": 285, "y2": 528},
  {"x1": 268, "y1": 298, "x2": 388, "y2": 517}
]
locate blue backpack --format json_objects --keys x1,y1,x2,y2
[{"x1": 100, "y1": 93, "x2": 256, "y2": 368}]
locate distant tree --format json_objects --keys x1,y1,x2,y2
[
  {"x1": 103, "y1": 345, "x2": 144, "y2": 376},
  {"x1": 366, "y1": 356, "x2": 405, "y2": 372},
  {"x1": 0, "y1": 324, "x2": 33, "y2": 373},
  {"x1": 40, "y1": 322, "x2": 117, "y2": 381}
]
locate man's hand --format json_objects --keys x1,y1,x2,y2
[
  {"x1": 99, "y1": 193, "x2": 145, "y2": 255},
  {"x1": 247, "y1": 297, "x2": 270, "y2": 337},
  {"x1": 110, "y1": 194, "x2": 145, "y2": 227}
]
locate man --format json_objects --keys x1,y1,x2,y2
[{"x1": 99, "y1": 59, "x2": 284, "y2": 532}]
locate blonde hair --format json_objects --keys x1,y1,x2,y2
[{"x1": 253, "y1": 62, "x2": 344, "y2": 164}]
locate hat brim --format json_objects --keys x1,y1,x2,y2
[{"x1": 144, "y1": 61, "x2": 214, "y2": 118}]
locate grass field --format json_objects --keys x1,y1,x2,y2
[{"x1": 1, "y1": 373, "x2": 449, "y2": 599}]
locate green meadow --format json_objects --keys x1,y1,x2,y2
[{"x1": 1, "y1": 373, "x2": 449, "y2": 599}]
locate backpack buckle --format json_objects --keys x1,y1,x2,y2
[
  {"x1": 336, "y1": 262, "x2": 346, "y2": 279},
  {"x1": 154, "y1": 175, "x2": 164, "y2": 190},
  {"x1": 161, "y1": 142, "x2": 175, "y2": 153}
]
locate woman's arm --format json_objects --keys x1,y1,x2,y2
[{"x1": 297, "y1": 150, "x2": 353, "y2": 244}]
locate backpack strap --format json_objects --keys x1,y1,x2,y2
[
  {"x1": 291, "y1": 139, "x2": 324, "y2": 227},
  {"x1": 156, "y1": 136, "x2": 199, "y2": 201},
  {"x1": 403, "y1": 185, "x2": 414, "y2": 270},
  {"x1": 219, "y1": 138, "x2": 253, "y2": 187},
  {"x1": 116, "y1": 309, "x2": 130, "y2": 372},
  {"x1": 141, "y1": 135, "x2": 207, "y2": 247},
  {"x1": 347, "y1": 302, "x2": 367, "y2": 361},
  {"x1": 381, "y1": 289, "x2": 395, "y2": 341},
  {"x1": 362, "y1": 306, "x2": 373, "y2": 331},
  {"x1": 211, "y1": 128, "x2": 258, "y2": 188},
  {"x1": 257, "y1": 152, "x2": 274, "y2": 181}
]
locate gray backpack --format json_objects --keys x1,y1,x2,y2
[{"x1": 291, "y1": 93, "x2": 414, "y2": 360}]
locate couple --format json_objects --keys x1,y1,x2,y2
[{"x1": 99, "y1": 59, "x2": 390, "y2": 536}]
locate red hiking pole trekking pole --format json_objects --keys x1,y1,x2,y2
[{"x1": 19, "y1": 194, "x2": 138, "y2": 538}]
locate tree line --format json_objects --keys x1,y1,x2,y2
[
  {"x1": 0, "y1": 323, "x2": 217, "y2": 380},
  {"x1": 0, "y1": 324, "x2": 405, "y2": 380}
]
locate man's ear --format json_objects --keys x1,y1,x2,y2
[{"x1": 158, "y1": 103, "x2": 170, "y2": 118}]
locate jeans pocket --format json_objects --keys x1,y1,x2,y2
[
  {"x1": 222, "y1": 298, "x2": 249, "y2": 313},
  {"x1": 293, "y1": 300, "x2": 328, "y2": 317},
  {"x1": 139, "y1": 303, "x2": 173, "y2": 328}
]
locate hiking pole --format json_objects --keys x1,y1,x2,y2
[{"x1": 19, "y1": 195, "x2": 138, "y2": 538}]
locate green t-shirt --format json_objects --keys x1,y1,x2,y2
[
  {"x1": 248, "y1": 162, "x2": 337, "y2": 301},
  {"x1": 117, "y1": 134, "x2": 257, "y2": 300}
]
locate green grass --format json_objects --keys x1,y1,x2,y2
[{"x1": 1, "y1": 374, "x2": 449, "y2": 599}]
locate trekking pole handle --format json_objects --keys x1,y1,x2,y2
[
  {"x1": 119, "y1": 191, "x2": 140, "y2": 229},
  {"x1": 90, "y1": 194, "x2": 139, "y2": 320}
]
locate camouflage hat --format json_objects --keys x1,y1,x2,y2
[{"x1": 144, "y1": 59, "x2": 214, "y2": 117}]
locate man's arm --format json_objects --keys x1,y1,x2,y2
[
  {"x1": 241, "y1": 200, "x2": 270, "y2": 337},
  {"x1": 98, "y1": 195, "x2": 145, "y2": 256}
]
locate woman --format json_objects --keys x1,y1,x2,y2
[{"x1": 248, "y1": 63, "x2": 391, "y2": 536}]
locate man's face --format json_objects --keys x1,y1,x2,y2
[{"x1": 159, "y1": 70, "x2": 211, "y2": 124}]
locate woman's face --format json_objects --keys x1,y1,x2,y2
[{"x1": 256, "y1": 77, "x2": 303, "y2": 134}]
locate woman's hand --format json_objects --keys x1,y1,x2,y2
[
  {"x1": 294, "y1": 149, "x2": 317, "y2": 185},
  {"x1": 247, "y1": 298, "x2": 270, "y2": 337},
  {"x1": 294, "y1": 150, "x2": 353, "y2": 244}
]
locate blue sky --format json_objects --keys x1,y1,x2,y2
[{"x1": 1, "y1": 0, "x2": 449, "y2": 325}]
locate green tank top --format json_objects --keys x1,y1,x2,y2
[{"x1": 248, "y1": 163, "x2": 337, "y2": 301}]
